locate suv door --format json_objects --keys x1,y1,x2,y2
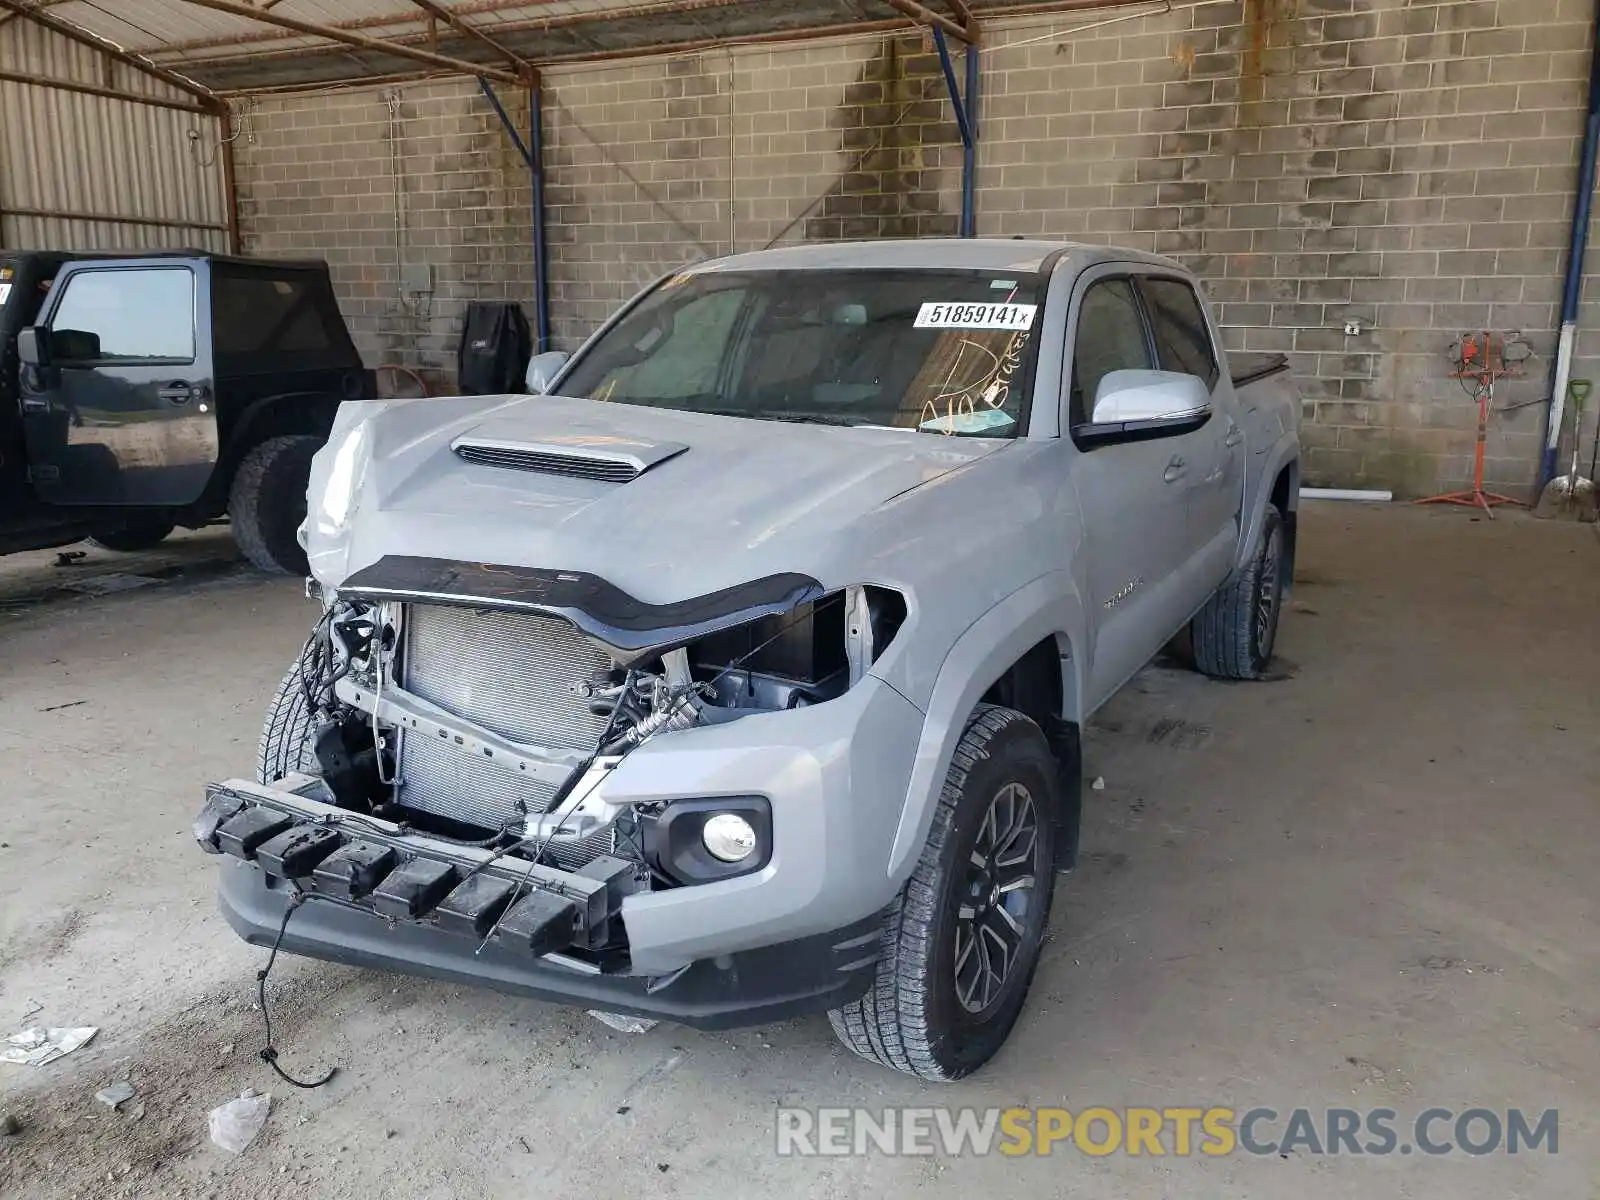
[
  {"x1": 1136, "y1": 274, "x2": 1242, "y2": 601},
  {"x1": 20, "y1": 261, "x2": 217, "y2": 506},
  {"x1": 1064, "y1": 272, "x2": 1217, "y2": 710}
]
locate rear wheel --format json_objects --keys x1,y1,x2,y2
[
  {"x1": 1191, "y1": 502, "x2": 1286, "y2": 680},
  {"x1": 230, "y1": 434, "x2": 320, "y2": 575},
  {"x1": 828, "y1": 705, "x2": 1057, "y2": 1081},
  {"x1": 86, "y1": 522, "x2": 174, "y2": 553}
]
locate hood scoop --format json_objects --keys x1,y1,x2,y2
[{"x1": 450, "y1": 430, "x2": 688, "y2": 484}]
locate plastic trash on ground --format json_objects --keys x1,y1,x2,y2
[
  {"x1": 2, "y1": 1026, "x2": 98, "y2": 1067},
  {"x1": 588, "y1": 1010, "x2": 658, "y2": 1034},
  {"x1": 208, "y1": 1090, "x2": 272, "y2": 1154}
]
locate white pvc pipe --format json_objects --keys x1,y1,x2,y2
[{"x1": 1301, "y1": 487, "x2": 1394, "y2": 502}]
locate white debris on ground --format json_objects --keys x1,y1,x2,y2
[
  {"x1": 588, "y1": 1010, "x2": 658, "y2": 1034},
  {"x1": 95, "y1": 1081, "x2": 137, "y2": 1109},
  {"x1": 1090, "y1": 776, "x2": 1106, "y2": 790},
  {"x1": 207, "y1": 1090, "x2": 272, "y2": 1155},
  {"x1": 1, "y1": 1026, "x2": 98, "y2": 1067}
]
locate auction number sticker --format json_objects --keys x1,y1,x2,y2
[
  {"x1": 914, "y1": 301, "x2": 1036, "y2": 330},
  {"x1": 0, "y1": 283, "x2": 11, "y2": 306}
]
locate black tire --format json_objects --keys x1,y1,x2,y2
[
  {"x1": 230, "y1": 434, "x2": 321, "y2": 575},
  {"x1": 829, "y1": 705, "x2": 1058, "y2": 1081},
  {"x1": 86, "y1": 522, "x2": 174, "y2": 553},
  {"x1": 1191, "y1": 502, "x2": 1286, "y2": 680},
  {"x1": 258, "y1": 640, "x2": 320, "y2": 784}
]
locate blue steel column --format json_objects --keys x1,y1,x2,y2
[
  {"x1": 529, "y1": 76, "x2": 551, "y2": 353},
  {"x1": 963, "y1": 36, "x2": 979, "y2": 238},
  {"x1": 478, "y1": 75, "x2": 552, "y2": 353},
  {"x1": 932, "y1": 26, "x2": 980, "y2": 237}
]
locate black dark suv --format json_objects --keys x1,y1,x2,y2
[{"x1": 0, "y1": 251, "x2": 374, "y2": 573}]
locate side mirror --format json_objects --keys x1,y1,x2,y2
[
  {"x1": 1090, "y1": 369, "x2": 1210, "y2": 424},
  {"x1": 16, "y1": 327, "x2": 43, "y2": 367},
  {"x1": 525, "y1": 350, "x2": 571, "y2": 395}
]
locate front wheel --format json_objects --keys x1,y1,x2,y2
[
  {"x1": 829, "y1": 705, "x2": 1058, "y2": 1081},
  {"x1": 258, "y1": 640, "x2": 319, "y2": 783},
  {"x1": 230, "y1": 435, "x2": 321, "y2": 575},
  {"x1": 1191, "y1": 502, "x2": 1286, "y2": 680}
]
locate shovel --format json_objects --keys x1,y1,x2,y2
[{"x1": 1534, "y1": 378, "x2": 1598, "y2": 520}]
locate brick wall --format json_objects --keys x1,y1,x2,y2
[{"x1": 232, "y1": 0, "x2": 1600, "y2": 496}]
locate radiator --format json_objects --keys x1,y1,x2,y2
[{"x1": 397, "y1": 603, "x2": 614, "y2": 832}]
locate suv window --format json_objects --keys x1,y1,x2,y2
[
  {"x1": 213, "y1": 271, "x2": 335, "y2": 356},
  {"x1": 1071, "y1": 277, "x2": 1151, "y2": 424},
  {"x1": 48, "y1": 267, "x2": 194, "y2": 363},
  {"x1": 1141, "y1": 277, "x2": 1218, "y2": 388}
]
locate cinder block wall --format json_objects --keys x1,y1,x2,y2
[{"x1": 232, "y1": 0, "x2": 1600, "y2": 496}]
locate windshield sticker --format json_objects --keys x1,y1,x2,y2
[
  {"x1": 990, "y1": 278, "x2": 1018, "y2": 290},
  {"x1": 0, "y1": 284, "x2": 11, "y2": 306},
  {"x1": 919, "y1": 409, "x2": 1017, "y2": 435},
  {"x1": 915, "y1": 302, "x2": 1036, "y2": 330}
]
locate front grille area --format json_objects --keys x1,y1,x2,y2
[{"x1": 397, "y1": 604, "x2": 615, "y2": 831}]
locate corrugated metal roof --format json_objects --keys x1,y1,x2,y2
[{"x1": 4, "y1": 1, "x2": 1066, "y2": 92}]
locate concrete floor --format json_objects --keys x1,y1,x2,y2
[{"x1": 0, "y1": 504, "x2": 1596, "y2": 1199}]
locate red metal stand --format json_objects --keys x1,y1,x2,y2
[{"x1": 1415, "y1": 331, "x2": 1526, "y2": 519}]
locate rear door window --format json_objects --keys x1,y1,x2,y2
[
  {"x1": 1071, "y1": 277, "x2": 1153, "y2": 424},
  {"x1": 1140, "y1": 277, "x2": 1218, "y2": 388},
  {"x1": 212, "y1": 271, "x2": 336, "y2": 356},
  {"x1": 48, "y1": 268, "x2": 195, "y2": 363}
]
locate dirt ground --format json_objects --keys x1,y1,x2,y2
[{"x1": 0, "y1": 504, "x2": 1596, "y2": 1199}]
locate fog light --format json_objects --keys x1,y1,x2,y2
[{"x1": 702, "y1": 813, "x2": 757, "y2": 863}]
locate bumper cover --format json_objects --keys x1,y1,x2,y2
[{"x1": 219, "y1": 865, "x2": 878, "y2": 1029}]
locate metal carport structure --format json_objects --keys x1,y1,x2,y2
[{"x1": 0, "y1": 0, "x2": 1130, "y2": 351}]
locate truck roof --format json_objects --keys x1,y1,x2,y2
[
  {"x1": 690, "y1": 238, "x2": 1188, "y2": 276},
  {"x1": 0, "y1": 249, "x2": 330, "y2": 272}
]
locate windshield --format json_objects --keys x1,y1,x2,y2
[{"x1": 558, "y1": 268, "x2": 1043, "y2": 437}]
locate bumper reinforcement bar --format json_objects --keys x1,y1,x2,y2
[{"x1": 195, "y1": 778, "x2": 637, "y2": 960}]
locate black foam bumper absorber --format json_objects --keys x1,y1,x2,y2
[
  {"x1": 495, "y1": 891, "x2": 581, "y2": 956},
  {"x1": 372, "y1": 858, "x2": 459, "y2": 919},
  {"x1": 312, "y1": 841, "x2": 397, "y2": 901},
  {"x1": 255, "y1": 826, "x2": 345, "y2": 880},
  {"x1": 215, "y1": 808, "x2": 295, "y2": 860},
  {"x1": 434, "y1": 874, "x2": 519, "y2": 938}
]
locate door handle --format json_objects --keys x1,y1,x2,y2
[
  {"x1": 158, "y1": 382, "x2": 195, "y2": 404},
  {"x1": 1224, "y1": 423, "x2": 1244, "y2": 448},
  {"x1": 20, "y1": 396, "x2": 50, "y2": 414},
  {"x1": 1163, "y1": 455, "x2": 1187, "y2": 484}
]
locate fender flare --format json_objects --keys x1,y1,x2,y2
[
  {"x1": 1237, "y1": 437, "x2": 1299, "y2": 570},
  {"x1": 884, "y1": 570, "x2": 1088, "y2": 884}
]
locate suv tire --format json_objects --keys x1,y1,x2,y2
[
  {"x1": 231, "y1": 435, "x2": 320, "y2": 575},
  {"x1": 1191, "y1": 502, "x2": 1286, "y2": 680},
  {"x1": 829, "y1": 704, "x2": 1058, "y2": 1081},
  {"x1": 258, "y1": 642, "x2": 319, "y2": 783},
  {"x1": 87, "y1": 522, "x2": 174, "y2": 553}
]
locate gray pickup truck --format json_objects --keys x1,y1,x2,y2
[{"x1": 195, "y1": 239, "x2": 1300, "y2": 1081}]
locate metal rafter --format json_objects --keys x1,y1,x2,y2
[
  {"x1": 408, "y1": 0, "x2": 529, "y2": 74},
  {"x1": 0, "y1": 0, "x2": 219, "y2": 106},
  {"x1": 0, "y1": 65, "x2": 215, "y2": 112},
  {"x1": 175, "y1": 0, "x2": 522, "y2": 85},
  {"x1": 881, "y1": 0, "x2": 972, "y2": 42}
]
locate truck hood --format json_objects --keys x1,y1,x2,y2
[{"x1": 305, "y1": 392, "x2": 1010, "y2": 603}]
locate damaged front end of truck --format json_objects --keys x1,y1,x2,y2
[{"x1": 196, "y1": 512, "x2": 911, "y2": 1024}]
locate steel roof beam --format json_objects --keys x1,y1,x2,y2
[
  {"x1": 881, "y1": 0, "x2": 973, "y2": 42},
  {"x1": 0, "y1": 0, "x2": 220, "y2": 106},
  {"x1": 175, "y1": 0, "x2": 522, "y2": 85},
  {"x1": 409, "y1": 0, "x2": 530, "y2": 75}
]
